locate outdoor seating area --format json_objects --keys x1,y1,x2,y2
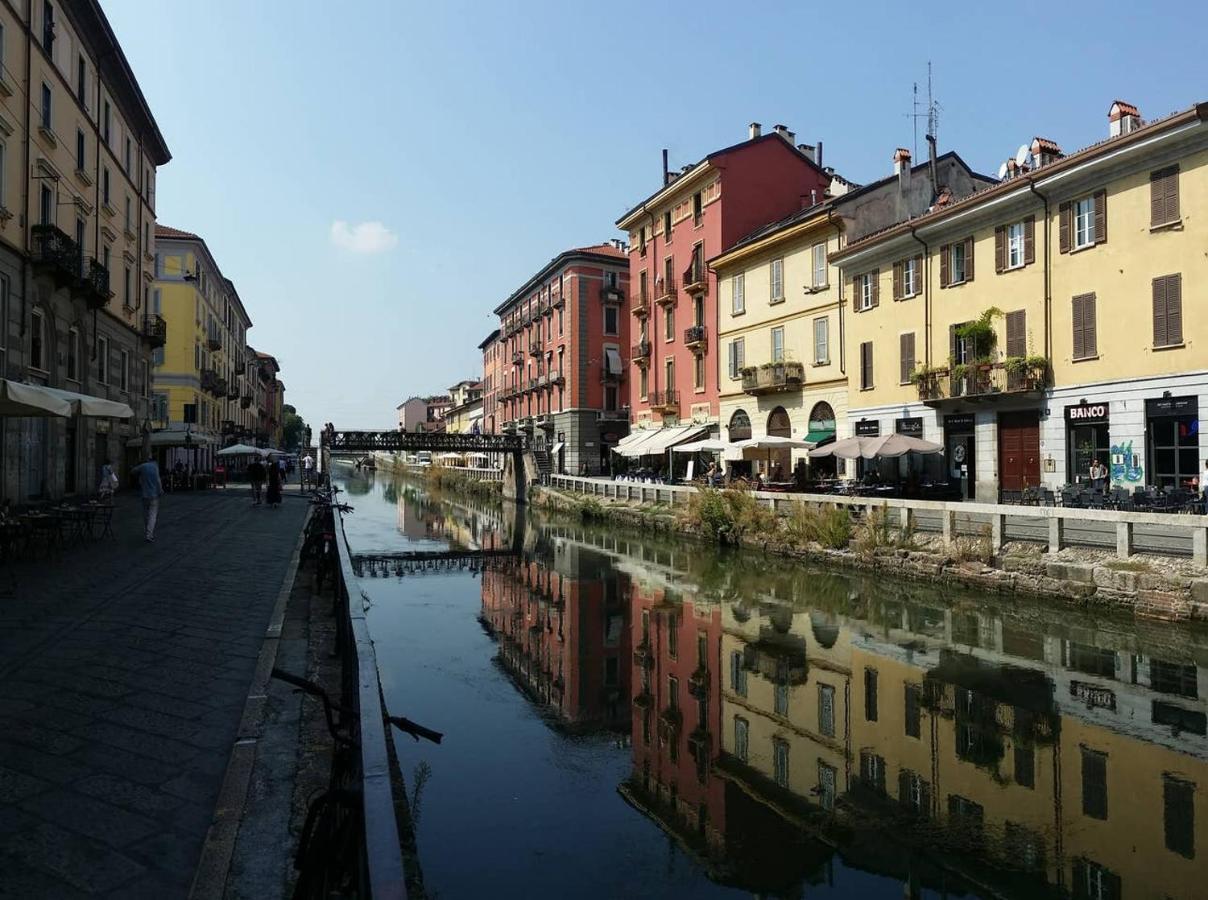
[
  {"x1": 1000, "y1": 484, "x2": 1206, "y2": 514},
  {"x1": 0, "y1": 498, "x2": 116, "y2": 560}
]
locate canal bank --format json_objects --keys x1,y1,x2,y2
[
  {"x1": 536, "y1": 478, "x2": 1208, "y2": 622},
  {"x1": 333, "y1": 468, "x2": 1208, "y2": 899}
]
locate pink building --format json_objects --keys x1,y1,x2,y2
[
  {"x1": 494, "y1": 243, "x2": 630, "y2": 475},
  {"x1": 615, "y1": 124, "x2": 832, "y2": 453},
  {"x1": 479, "y1": 328, "x2": 503, "y2": 434}
]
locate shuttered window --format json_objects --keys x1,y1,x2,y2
[
  {"x1": 893, "y1": 256, "x2": 920, "y2": 299},
  {"x1": 860, "y1": 341, "x2": 873, "y2": 390},
  {"x1": 1081, "y1": 747, "x2": 1108, "y2": 820},
  {"x1": 813, "y1": 317, "x2": 829, "y2": 364},
  {"x1": 1152, "y1": 273, "x2": 1183, "y2": 347},
  {"x1": 1163, "y1": 775, "x2": 1195, "y2": 859},
  {"x1": 1069, "y1": 191, "x2": 1107, "y2": 251},
  {"x1": 1151, "y1": 165, "x2": 1180, "y2": 227},
  {"x1": 854, "y1": 271, "x2": 879, "y2": 311},
  {"x1": 899, "y1": 332, "x2": 915, "y2": 384},
  {"x1": 727, "y1": 338, "x2": 744, "y2": 378},
  {"x1": 1006, "y1": 310, "x2": 1026, "y2": 358},
  {"x1": 769, "y1": 258, "x2": 784, "y2": 302},
  {"x1": 1072, "y1": 293, "x2": 1097, "y2": 360}
]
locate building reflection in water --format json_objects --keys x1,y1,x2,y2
[{"x1": 478, "y1": 520, "x2": 1207, "y2": 899}]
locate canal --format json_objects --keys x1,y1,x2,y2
[{"x1": 335, "y1": 468, "x2": 1208, "y2": 899}]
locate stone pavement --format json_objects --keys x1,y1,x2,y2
[{"x1": 0, "y1": 488, "x2": 309, "y2": 899}]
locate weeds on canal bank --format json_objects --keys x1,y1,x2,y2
[
  {"x1": 781, "y1": 501, "x2": 853, "y2": 550},
  {"x1": 422, "y1": 465, "x2": 503, "y2": 501},
  {"x1": 853, "y1": 504, "x2": 917, "y2": 557},
  {"x1": 680, "y1": 488, "x2": 777, "y2": 545}
]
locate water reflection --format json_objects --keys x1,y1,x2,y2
[{"x1": 489, "y1": 520, "x2": 1208, "y2": 899}]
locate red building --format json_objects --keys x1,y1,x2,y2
[
  {"x1": 479, "y1": 328, "x2": 503, "y2": 434},
  {"x1": 614, "y1": 124, "x2": 832, "y2": 452},
  {"x1": 493, "y1": 244, "x2": 630, "y2": 474}
]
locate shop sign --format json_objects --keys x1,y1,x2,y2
[
  {"x1": 1070, "y1": 680, "x2": 1116, "y2": 711},
  {"x1": 1066, "y1": 403, "x2": 1109, "y2": 423},
  {"x1": 601, "y1": 432, "x2": 620, "y2": 443},
  {"x1": 944, "y1": 413, "x2": 974, "y2": 432},
  {"x1": 1146, "y1": 395, "x2": 1198, "y2": 417},
  {"x1": 895, "y1": 417, "x2": 923, "y2": 437},
  {"x1": 854, "y1": 419, "x2": 880, "y2": 437}
]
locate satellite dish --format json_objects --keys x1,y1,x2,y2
[
  {"x1": 997, "y1": 162, "x2": 1009, "y2": 180},
  {"x1": 1015, "y1": 144, "x2": 1033, "y2": 168}
]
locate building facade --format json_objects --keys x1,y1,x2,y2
[
  {"x1": 0, "y1": 0, "x2": 171, "y2": 501},
  {"x1": 479, "y1": 328, "x2": 502, "y2": 434},
  {"x1": 615, "y1": 124, "x2": 831, "y2": 454},
  {"x1": 833, "y1": 100, "x2": 1208, "y2": 500},
  {"x1": 443, "y1": 379, "x2": 483, "y2": 434},
  {"x1": 494, "y1": 243, "x2": 629, "y2": 475}
]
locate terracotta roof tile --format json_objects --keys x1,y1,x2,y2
[
  {"x1": 155, "y1": 224, "x2": 200, "y2": 240},
  {"x1": 1110, "y1": 100, "x2": 1140, "y2": 118}
]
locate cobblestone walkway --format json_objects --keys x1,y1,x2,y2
[{"x1": 0, "y1": 489, "x2": 308, "y2": 898}]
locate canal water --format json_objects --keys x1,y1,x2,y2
[{"x1": 335, "y1": 469, "x2": 1208, "y2": 899}]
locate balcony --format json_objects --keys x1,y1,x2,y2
[
  {"x1": 657, "y1": 706, "x2": 683, "y2": 740},
  {"x1": 688, "y1": 666, "x2": 709, "y2": 700},
  {"x1": 529, "y1": 341, "x2": 542, "y2": 357},
  {"x1": 650, "y1": 389, "x2": 679, "y2": 414},
  {"x1": 633, "y1": 689, "x2": 653, "y2": 710},
  {"x1": 31, "y1": 224, "x2": 81, "y2": 290},
  {"x1": 213, "y1": 376, "x2": 228, "y2": 398},
  {"x1": 682, "y1": 264, "x2": 707, "y2": 295},
  {"x1": 634, "y1": 639, "x2": 653, "y2": 668},
  {"x1": 206, "y1": 330, "x2": 222, "y2": 352},
  {"x1": 549, "y1": 371, "x2": 565, "y2": 387},
  {"x1": 601, "y1": 285, "x2": 625, "y2": 303},
  {"x1": 632, "y1": 294, "x2": 650, "y2": 318},
  {"x1": 654, "y1": 277, "x2": 677, "y2": 307},
  {"x1": 741, "y1": 361, "x2": 805, "y2": 395},
  {"x1": 916, "y1": 359, "x2": 1049, "y2": 407},
  {"x1": 684, "y1": 324, "x2": 707, "y2": 351},
  {"x1": 240, "y1": 395, "x2": 252, "y2": 410},
  {"x1": 631, "y1": 340, "x2": 651, "y2": 365},
  {"x1": 141, "y1": 314, "x2": 167, "y2": 348},
  {"x1": 601, "y1": 367, "x2": 625, "y2": 384},
  {"x1": 221, "y1": 420, "x2": 236, "y2": 434},
  {"x1": 508, "y1": 350, "x2": 522, "y2": 367},
  {"x1": 687, "y1": 726, "x2": 711, "y2": 759},
  {"x1": 541, "y1": 300, "x2": 553, "y2": 317},
  {"x1": 200, "y1": 368, "x2": 219, "y2": 393},
  {"x1": 80, "y1": 258, "x2": 111, "y2": 310},
  {"x1": 227, "y1": 386, "x2": 241, "y2": 401}
]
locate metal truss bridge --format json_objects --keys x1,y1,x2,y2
[
  {"x1": 351, "y1": 548, "x2": 520, "y2": 579},
  {"x1": 322, "y1": 430, "x2": 525, "y2": 455}
]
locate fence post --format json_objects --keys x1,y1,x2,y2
[
  {"x1": 1194, "y1": 526, "x2": 1208, "y2": 567},
  {"x1": 1116, "y1": 521, "x2": 1133, "y2": 560},
  {"x1": 899, "y1": 506, "x2": 913, "y2": 537},
  {"x1": 1048, "y1": 517, "x2": 1064, "y2": 554},
  {"x1": 942, "y1": 509, "x2": 957, "y2": 547},
  {"x1": 990, "y1": 513, "x2": 1004, "y2": 554}
]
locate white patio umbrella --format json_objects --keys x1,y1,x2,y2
[
  {"x1": 734, "y1": 435, "x2": 818, "y2": 451},
  {"x1": 216, "y1": 443, "x2": 261, "y2": 456},
  {"x1": 671, "y1": 438, "x2": 732, "y2": 453},
  {"x1": 810, "y1": 434, "x2": 943, "y2": 459},
  {"x1": 0, "y1": 379, "x2": 71, "y2": 417},
  {"x1": 42, "y1": 386, "x2": 133, "y2": 418}
]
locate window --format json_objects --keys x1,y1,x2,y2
[
  {"x1": 902, "y1": 255, "x2": 918, "y2": 296},
  {"x1": 774, "y1": 682, "x2": 789, "y2": 716},
  {"x1": 772, "y1": 738, "x2": 789, "y2": 787},
  {"x1": 864, "y1": 668, "x2": 878, "y2": 721},
  {"x1": 119, "y1": 350, "x2": 129, "y2": 391},
  {"x1": 1151, "y1": 165, "x2": 1180, "y2": 227},
  {"x1": 771, "y1": 326, "x2": 785, "y2": 363},
  {"x1": 39, "y1": 184, "x2": 52, "y2": 226},
  {"x1": 860, "y1": 341, "x2": 873, "y2": 390},
  {"x1": 97, "y1": 336, "x2": 109, "y2": 383},
  {"x1": 638, "y1": 270, "x2": 647, "y2": 304},
  {"x1": 1074, "y1": 196, "x2": 1095, "y2": 249},
  {"x1": 639, "y1": 366, "x2": 647, "y2": 399},
  {"x1": 663, "y1": 210, "x2": 672, "y2": 241},
  {"x1": 899, "y1": 770, "x2": 930, "y2": 818},
  {"x1": 603, "y1": 305, "x2": 618, "y2": 336},
  {"x1": 899, "y1": 332, "x2": 916, "y2": 384},
  {"x1": 123, "y1": 267, "x2": 131, "y2": 307},
  {"x1": 103, "y1": 167, "x2": 110, "y2": 206},
  {"x1": 1150, "y1": 659, "x2": 1198, "y2": 698},
  {"x1": 103, "y1": 99, "x2": 111, "y2": 145},
  {"x1": 1072, "y1": 293, "x2": 1098, "y2": 360},
  {"x1": 1152, "y1": 273, "x2": 1183, "y2": 348},
  {"x1": 818, "y1": 683, "x2": 835, "y2": 737},
  {"x1": 42, "y1": 2, "x2": 54, "y2": 52},
  {"x1": 729, "y1": 650, "x2": 747, "y2": 696},
  {"x1": 40, "y1": 82, "x2": 51, "y2": 130},
  {"x1": 950, "y1": 241, "x2": 967, "y2": 283},
  {"x1": 664, "y1": 304, "x2": 674, "y2": 341},
  {"x1": 860, "y1": 750, "x2": 886, "y2": 794},
  {"x1": 30, "y1": 309, "x2": 47, "y2": 370},
  {"x1": 1014, "y1": 743, "x2": 1035, "y2": 788},
  {"x1": 639, "y1": 226, "x2": 646, "y2": 257},
  {"x1": 813, "y1": 317, "x2": 828, "y2": 364},
  {"x1": 1163, "y1": 775, "x2": 1195, "y2": 859},
  {"x1": 817, "y1": 762, "x2": 837, "y2": 811},
  {"x1": 76, "y1": 53, "x2": 85, "y2": 101},
  {"x1": 0, "y1": 278, "x2": 7, "y2": 373},
  {"x1": 667, "y1": 619, "x2": 678, "y2": 659},
  {"x1": 1072, "y1": 859, "x2": 1121, "y2": 900},
  {"x1": 731, "y1": 273, "x2": 745, "y2": 314},
  {"x1": 856, "y1": 271, "x2": 877, "y2": 310},
  {"x1": 1081, "y1": 747, "x2": 1108, "y2": 820},
  {"x1": 734, "y1": 717, "x2": 749, "y2": 762},
  {"x1": 812, "y1": 242, "x2": 827, "y2": 288},
  {"x1": 904, "y1": 685, "x2": 921, "y2": 738},
  {"x1": 66, "y1": 326, "x2": 79, "y2": 380},
  {"x1": 769, "y1": 258, "x2": 784, "y2": 302},
  {"x1": 692, "y1": 191, "x2": 702, "y2": 225},
  {"x1": 124, "y1": 137, "x2": 131, "y2": 173},
  {"x1": 693, "y1": 354, "x2": 704, "y2": 390},
  {"x1": 183, "y1": 402, "x2": 197, "y2": 424},
  {"x1": 1006, "y1": 222, "x2": 1025, "y2": 268},
  {"x1": 668, "y1": 674, "x2": 678, "y2": 706},
  {"x1": 728, "y1": 338, "x2": 744, "y2": 379}
]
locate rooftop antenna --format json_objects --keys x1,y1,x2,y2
[
  {"x1": 926, "y1": 61, "x2": 940, "y2": 148},
  {"x1": 904, "y1": 62, "x2": 940, "y2": 158}
]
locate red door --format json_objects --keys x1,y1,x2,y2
[{"x1": 998, "y1": 411, "x2": 1040, "y2": 492}]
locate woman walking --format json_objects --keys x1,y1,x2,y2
[{"x1": 266, "y1": 455, "x2": 283, "y2": 508}]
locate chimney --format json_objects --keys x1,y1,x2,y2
[
  {"x1": 1030, "y1": 137, "x2": 1064, "y2": 169},
  {"x1": 773, "y1": 124, "x2": 795, "y2": 144},
  {"x1": 816, "y1": 140, "x2": 823, "y2": 169},
  {"x1": 797, "y1": 143, "x2": 816, "y2": 163},
  {"x1": 662, "y1": 148, "x2": 670, "y2": 186},
  {"x1": 925, "y1": 133, "x2": 939, "y2": 200},
  {"x1": 893, "y1": 147, "x2": 912, "y2": 175},
  {"x1": 1108, "y1": 100, "x2": 1141, "y2": 138},
  {"x1": 748, "y1": 121, "x2": 762, "y2": 139}
]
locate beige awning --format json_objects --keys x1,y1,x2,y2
[
  {"x1": 42, "y1": 386, "x2": 134, "y2": 418},
  {"x1": 0, "y1": 379, "x2": 72, "y2": 417}
]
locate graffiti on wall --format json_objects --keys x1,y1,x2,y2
[{"x1": 1110, "y1": 440, "x2": 1144, "y2": 483}]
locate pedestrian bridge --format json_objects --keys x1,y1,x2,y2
[{"x1": 351, "y1": 548, "x2": 520, "y2": 578}]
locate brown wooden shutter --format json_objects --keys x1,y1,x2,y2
[
  {"x1": 893, "y1": 261, "x2": 903, "y2": 300},
  {"x1": 851, "y1": 275, "x2": 858, "y2": 312},
  {"x1": 1059, "y1": 202, "x2": 1071, "y2": 253},
  {"x1": 860, "y1": 341, "x2": 873, "y2": 389},
  {"x1": 1153, "y1": 276, "x2": 1169, "y2": 348},
  {"x1": 964, "y1": 237, "x2": 974, "y2": 281},
  {"x1": 939, "y1": 244, "x2": 950, "y2": 287},
  {"x1": 1006, "y1": 310, "x2": 1026, "y2": 359},
  {"x1": 871, "y1": 268, "x2": 880, "y2": 307},
  {"x1": 994, "y1": 226, "x2": 1005, "y2": 273},
  {"x1": 900, "y1": 332, "x2": 915, "y2": 383},
  {"x1": 1072, "y1": 295, "x2": 1085, "y2": 360},
  {"x1": 1093, "y1": 190, "x2": 1107, "y2": 244},
  {"x1": 1166, "y1": 168, "x2": 1180, "y2": 224},
  {"x1": 1151, "y1": 170, "x2": 1167, "y2": 227},
  {"x1": 1168, "y1": 273, "x2": 1183, "y2": 344},
  {"x1": 913, "y1": 255, "x2": 923, "y2": 292},
  {"x1": 1024, "y1": 216, "x2": 1035, "y2": 265},
  {"x1": 1083, "y1": 293, "x2": 1098, "y2": 357},
  {"x1": 948, "y1": 323, "x2": 958, "y2": 366}
]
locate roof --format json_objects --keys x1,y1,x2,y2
[
  {"x1": 477, "y1": 328, "x2": 501, "y2": 350},
  {"x1": 615, "y1": 132, "x2": 829, "y2": 228},
  {"x1": 833, "y1": 102, "x2": 1208, "y2": 262},
  {"x1": 155, "y1": 224, "x2": 199, "y2": 240},
  {"x1": 493, "y1": 244, "x2": 628, "y2": 316}
]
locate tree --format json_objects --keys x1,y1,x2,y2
[{"x1": 281, "y1": 405, "x2": 307, "y2": 451}]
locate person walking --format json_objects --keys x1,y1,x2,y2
[
  {"x1": 130, "y1": 456, "x2": 164, "y2": 542},
  {"x1": 248, "y1": 456, "x2": 266, "y2": 505},
  {"x1": 266, "y1": 455, "x2": 283, "y2": 508},
  {"x1": 1089, "y1": 457, "x2": 1108, "y2": 494},
  {"x1": 97, "y1": 460, "x2": 118, "y2": 500},
  {"x1": 302, "y1": 452, "x2": 314, "y2": 489}
]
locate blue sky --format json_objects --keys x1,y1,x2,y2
[{"x1": 104, "y1": 0, "x2": 1208, "y2": 430}]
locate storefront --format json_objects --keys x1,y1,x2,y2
[
  {"x1": 1065, "y1": 402, "x2": 1110, "y2": 486},
  {"x1": 1146, "y1": 395, "x2": 1199, "y2": 490},
  {"x1": 943, "y1": 413, "x2": 976, "y2": 499}
]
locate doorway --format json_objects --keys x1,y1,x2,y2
[
  {"x1": 944, "y1": 415, "x2": 975, "y2": 499},
  {"x1": 998, "y1": 411, "x2": 1040, "y2": 493},
  {"x1": 64, "y1": 422, "x2": 78, "y2": 494}
]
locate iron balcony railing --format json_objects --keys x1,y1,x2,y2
[
  {"x1": 916, "y1": 359, "x2": 1049, "y2": 405},
  {"x1": 650, "y1": 389, "x2": 679, "y2": 412},
  {"x1": 141, "y1": 314, "x2": 167, "y2": 348},
  {"x1": 31, "y1": 224, "x2": 80, "y2": 288},
  {"x1": 631, "y1": 340, "x2": 651, "y2": 363},
  {"x1": 529, "y1": 341, "x2": 542, "y2": 357},
  {"x1": 741, "y1": 361, "x2": 805, "y2": 395},
  {"x1": 601, "y1": 284, "x2": 625, "y2": 302},
  {"x1": 206, "y1": 329, "x2": 222, "y2": 352},
  {"x1": 682, "y1": 262, "x2": 707, "y2": 293},
  {"x1": 654, "y1": 277, "x2": 677, "y2": 306},
  {"x1": 632, "y1": 293, "x2": 649, "y2": 318},
  {"x1": 684, "y1": 324, "x2": 707, "y2": 349},
  {"x1": 511, "y1": 350, "x2": 524, "y2": 366},
  {"x1": 81, "y1": 258, "x2": 111, "y2": 310}
]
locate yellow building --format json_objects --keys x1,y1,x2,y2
[
  {"x1": 833, "y1": 100, "x2": 1208, "y2": 500},
  {"x1": 152, "y1": 225, "x2": 254, "y2": 466},
  {"x1": 710, "y1": 150, "x2": 992, "y2": 479},
  {"x1": 443, "y1": 378, "x2": 483, "y2": 434},
  {"x1": 0, "y1": 0, "x2": 170, "y2": 500}
]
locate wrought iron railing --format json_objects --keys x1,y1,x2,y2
[
  {"x1": 683, "y1": 324, "x2": 707, "y2": 348},
  {"x1": 741, "y1": 362, "x2": 804, "y2": 395},
  {"x1": 141, "y1": 314, "x2": 167, "y2": 348},
  {"x1": 631, "y1": 340, "x2": 651, "y2": 362}
]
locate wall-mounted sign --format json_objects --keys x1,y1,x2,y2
[
  {"x1": 601, "y1": 432, "x2": 621, "y2": 443},
  {"x1": 895, "y1": 417, "x2": 923, "y2": 437},
  {"x1": 1066, "y1": 403, "x2": 1109, "y2": 423},
  {"x1": 1146, "y1": 395, "x2": 1198, "y2": 417},
  {"x1": 944, "y1": 413, "x2": 975, "y2": 432},
  {"x1": 854, "y1": 420, "x2": 881, "y2": 437},
  {"x1": 1070, "y1": 680, "x2": 1116, "y2": 712}
]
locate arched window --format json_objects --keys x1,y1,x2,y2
[
  {"x1": 808, "y1": 402, "x2": 836, "y2": 430},
  {"x1": 728, "y1": 409, "x2": 751, "y2": 442},
  {"x1": 767, "y1": 406, "x2": 791, "y2": 438}
]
